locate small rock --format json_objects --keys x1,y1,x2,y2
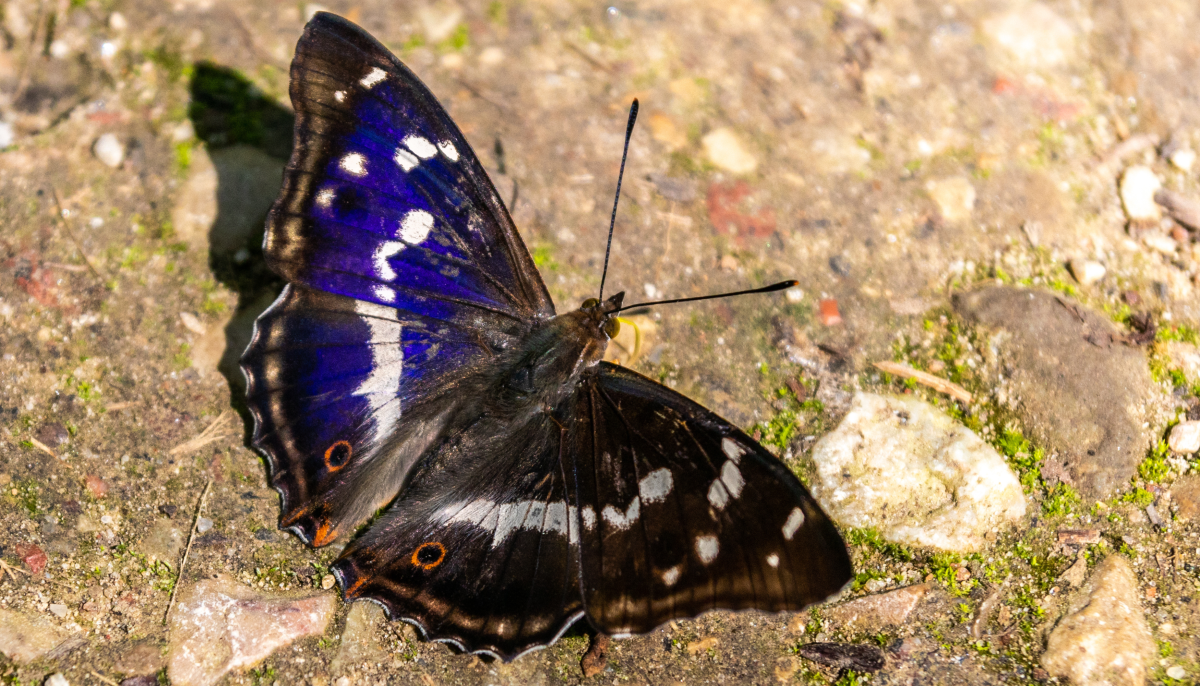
[
  {"x1": 109, "y1": 12, "x2": 128, "y2": 31},
  {"x1": 417, "y1": 1, "x2": 463, "y2": 42},
  {"x1": 321, "y1": 574, "x2": 336, "y2": 590},
  {"x1": 85, "y1": 474, "x2": 108, "y2": 498},
  {"x1": 44, "y1": 674, "x2": 69, "y2": 686},
  {"x1": 1170, "y1": 148, "x2": 1196, "y2": 173},
  {"x1": 1171, "y1": 475, "x2": 1200, "y2": 521},
  {"x1": 0, "y1": 608, "x2": 70, "y2": 664},
  {"x1": 925, "y1": 177, "x2": 976, "y2": 222},
  {"x1": 196, "y1": 517, "x2": 213, "y2": 533},
  {"x1": 818, "y1": 299, "x2": 842, "y2": 326},
  {"x1": 702, "y1": 128, "x2": 758, "y2": 175},
  {"x1": 179, "y1": 312, "x2": 206, "y2": 335},
  {"x1": 332, "y1": 602, "x2": 385, "y2": 673},
  {"x1": 1060, "y1": 555, "x2": 1088, "y2": 587},
  {"x1": 120, "y1": 677, "x2": 159, "y2": 686},
  {"x1": 795, "y1": 643, "x2": 885, "y2": 673},
  {"x1": 1068, "y1": 258, "x2": 1106, "y2": 286},
  {"x1": 1143, "y1": 233, "x2": 1178, "y2": 255},
  {"x1": 825, "y1": 583, "x2": 931, "y2": 631},
  {"x1": 1169, "y1": 421, "x2": 1200, "y2": 454},
  {"x1": 1120, "y1": 166, "x2": 1162, "y2": 224},
  {"x1": 140, "y1": 521, "x2": 184, "y2": 567},
  {"x1": 581, "y1": 633, "x2": 611, "y2": 677},
  {"x1": 1042, "y1": 555, "x2": 1154, "y2": 686},
  {"x1": 113, "y1": 640, "x2": 165, "y2": 676},
  {"x1": 477, "y1": 46, "x2": 504, "y2": 67},
  {"x1": 982, "y1": 3, "x2": 1076, "y2": 69},
  {"x1": 48, "y1": 604, "x2": 68, "y2": 618},
  {"x1": 168, "y1": 577, "x2": 336, "y2": 686},
  {"x1": 17, "y1": 543, "x2": 47, "y2": 574},
  {"x1": 0, "y1": 121, "x2": 14, "y2": 148},
  {"x1": 810, "y1": 392, "x2": 1026, "y2": 552},
  {"x1": 37, "y1": 422, "x2": 69, "y2": 447},
  {"x1": 93, "y1": 134, "x2": 125, "y2": 168},
  {"x1": 159, "y1": 504, "x2": 178, "y2": 517},
  {"x1": 1167, "y1": 665, "x2": 1187, "y2": 679}
]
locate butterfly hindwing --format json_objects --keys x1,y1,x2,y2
[
  {"x1": 242, "y1": 284, "x2": 503, "y2": 545},
  {"x1": 267, "y1": 12, "x2": 553, "y2": 335},
  {"x1": 568, "y1": 362, "x2": 853, "y2": 635},
  {"x1": 331, "y1": 411, "x2": 583, "y2": 659}
]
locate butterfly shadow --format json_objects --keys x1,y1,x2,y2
[{"x1": 186, "y1": 61, "x2": 291, "y2": 433}]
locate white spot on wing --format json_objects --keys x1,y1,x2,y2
[
  {"x1": 334, "y1": 90, "x2": 346, "y2": 102},
  {"x1": 661, "y1": 565, "x2": 681, "y2": 587},
  {"x1": 438, "y1": 140, "x2": 460, "y2": 161},
  {"x1": 719, "y1": 461, "x2": 744, "y2": 499},
  {"x1": 352, "y1": 299, "x2": 402, "y2": 444},
  {"x1": 399, "y1": 210, "x2": 434, "y2": 245},
  {"x1": 722, "y1": 437, "x2": 747, "y2": 463},
  {"x1": 404, "y1": 135, "x2": 438, "y2": 159},
  {"x1": 447, "y1": 499, "x2": 579, "y2": 547},
  {"x1": 695, "y1": 535, "x2": 719, "y2": 564},
  {"x1": 766, "y1": 553, "x2": 780, "y2": 568},
  {"x1": 581, "y1": 506, "x2": 596, "y2": 529},
  {"x1": 394, "y1": 147, "x2": 419, "y2": 172},
  {"x1": 601, "y1": 497, "x2": 641, "y2": 530},
  {"x1": 315, "y1": 188, "x2": 335, "y2": 207},
  {"x1": 638, "y1": 468, "x2": 673, "y2": 503},
  {"x1": 707, "y1": 479, "x2": 729, "y2": 510},
  {"x1": 782, "y1": 507, "x2": 806, "y2": 541},
  {"x1": 360, "y1": 67, "x2": 386, "y2": 88},
  {"x1": 373, "y1": 241, "x2": 404, "y2": 280},
  {"x1": 340, "y1": 152, "x2": 367, "y2": 176}
]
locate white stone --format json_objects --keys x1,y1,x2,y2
[
  {"x1": 93, "y1": 134, "x2": 124, "y2": 168},
  {"x1": 418, "y1": 2, "x2": 463, "y2": 43},
  {"x1": 108, "y1": 12, "x2": 128, "y2": 31},
  {"x1": 48, "y1": 604, "x2": 68, "y2": 618},
  {"x1": 479, "y1": 47, "x2": 505, "y2": 66},
  {"x1": 982, "y1": 3, "x2": 1076, "y2": 69},
  {"x1": 1042, "y1": 556, "x2": 1154, "y2": 685},
  {"x1": 1169, "y1": 421, "x2": 1200, "y2": 454},
  {"x1": 196, "y1": 517, "x2": 213, "y2": 533},
  {"x1": 1068, "y1": 258, "x2": 1106, "y2": 286},
  {"x1": 1170, "y1": 148, "x2": 1196, "y2": 173},
  {"x1": 1168, "y1": 665, "x2": 1187, "y2": 679},
  {"x1": 926, "y1": 177, "x2": 976, "y2": 222},
  {"x1": 702, "y1": 128, "x2": 758, "y2": 175},
  {"x1": 0, "y1": 121, "x2": 13, "y2": 149},
  {"x1": 1143, "y1": 233, "x2": 1178, "y2": 255},
  {"x1": 45, "y1": 674, "x2": 69, "y2": 686},
  {"x1": 1120, "y1": 165, "x2": 1162, "y2": 223},
  {"x1": 179, "y1": 312, "x2": 206, "y2": 335},
  {"x1": 810, "y1": 392, "x2": 1026, "y2": 552},
  {"x1": 172, "y1": 120, "x2": 195, "y2": 143},
  {"x1": 168, "y1": 578, "x2": 336, "y2": 686}
]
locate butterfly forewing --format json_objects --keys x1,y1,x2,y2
[
  {"x1": 267, "y1": 12, "x2": 553, "y2": 330},
  {"x1": 568, "y1": 363, "x2": 853, "y2": 635},
  {"x1": 332, "y1": 411, "x2": 584, "y2": 659}
]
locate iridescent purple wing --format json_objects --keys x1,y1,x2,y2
[{"x1": 265, "y1": 12, "x2": 553, "y2": 331}]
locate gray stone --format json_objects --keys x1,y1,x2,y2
[
  {"x1": 139, "y1": 521, "x2": 184, "y2": 568},
  {"x1": 810, "y1": 392, "x2": 1026, "y2": 552},
  {"x1": 825, "y1": 583, "x2": 932, "y2": 633},
  {"x1": 1042, "y1": 555, "x2": 1154, "y2": 685},
  {"x1": 168, "y1": 577, "x2": 336, "y2": 686},
  {"x1": 331, "y1": 601, "x2": 385, "y2": 674},
  {"x1": 0, "y1": 608, "x2": 71, "y2": 664},
  {"x1": 953, "y1": 286, "x2": 1159, "y2": 500},
  {"x1": 113, "y1": 640, "x2": 165, "y2": 676}
]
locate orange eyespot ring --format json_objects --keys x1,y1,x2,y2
[
  {"x1": 411, "y1": 541, "x2": 447, "y2": 570},
  {"x1": 324, "y1": 441, "x2": 352, "y2": 470}
]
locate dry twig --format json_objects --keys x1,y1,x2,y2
[
  {"x1": 28, "y1": 437, "x2": 57, "y2": 459},
  {"x1": 169, "y1": 411, "x2": 233, "y2": 456},
  {"x1": 873, "y1": 360, "x2": 972, "y2": 403},
  {"x1": 165, "y1": 479, "x2": 211, "y2": 624}
]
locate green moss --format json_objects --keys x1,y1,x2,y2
[
  {"x1": 1042, "y1": 483, "x2": 1079, "y2": 516},
  {"x1": 531, "y1": 245, "x2": 558, "y2": 271},
  {"x1": 1138, "y1": 440, "x2": 1171, "y2": 483},
  {"x1": 440, "y1": 24, "x2": 470, "y2": 51},
  {"x1": 927, "y1": 552, "x2": 978, "y2": 597},
  {"x1": 1121, "y1": 486, "x2": 1154, "y2": 508},
  {"x1": 1158, "y1": 324, "x2": 1200, "y2": 345},
  {"x1": 844, "y1": 527, "x2": 913, "y2": 562}
]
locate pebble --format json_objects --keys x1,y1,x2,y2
[
  {"x1": 810, "y1": 392, "x2": 1026, "y2": 552},
  {"x1": 825, "y1": 583, "x2": 931, "y2": 632},
  {"x1": 1168, "y1": 421, "x2": 1200, "y2": 454},
  {"x1": 37, "y1": 422, "x2": 69, "y2": 447},
  {"x1": 982, "y1": 3, "x2": 1076, "y2": 69},
  {"x1": 925, "y1": 177, "x2": 976, "y2": 222},
  {"x1": 44, "y1": 674, "x2": 69, "y2": 686},
  {"x1": 1120, "y1": 165, "x2": 1162, "y2": 224},
  {"x1": 93, "y1": 134, "x2": 125, "y2": 168},
  {"x1": 167, "y1": 577, "x2": 336, "y2": 686},
  {"x1": 701, "y1": 128, "x2": 758, "y2": 175},
  {"x1": 321, "y1": 574, "x2": 336, "y2": 590},
  {"x1": 85, "y1": 474, "x2": 108, "y2": 498},
  {"x1": 1042, "y1": 555, "x2": 1154, "y2": 685},
  {"x1": 1068, "y1": 258, "x2": 1106, "y2": 286},
  {"x1": 179, "y1": 312, "x2": 207, "y2": 335},
  {"x1": 1167, "y1": 665, "x2": 1187, "y2": 679},
  {"x1": 17, "y1": 543, "x2": 48, "y2": 574},
  {"x1": 48, "y1": 603, "x2": 68, "y2": 618},
  {"x1": 140, "y1": 521, "x2": 184, "y2": 567},
  {"x1": 108, "y1": 11, "x2": 127, "y2": 31},
  {"x1": 478, "y1": 46, "x2": 504, "y2": 67},
  {"x1": 1171, "y1": 148, "x2": 1196, "y2": 172},
  {"x1": 0, "y1": 121, "x2": 13, "y2": 148},
  {"x1": 0, "y1": 608, "x2": 70, "y2": 664},
  {"x1": 817, "y1": 299, "x2": 842, "y2": 326},
  {"x1": 1142, "y1": 233, "x2": 1178, "y2": 255},
  {"x1": 196, "y1": 517, "x2": 213, "y2": 533}
]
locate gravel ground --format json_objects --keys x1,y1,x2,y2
[{"x1": 2, "y1": 0, "x2": 1200, "y2": 684}]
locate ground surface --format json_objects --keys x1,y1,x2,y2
[{"x1": 2, "y1": 0, "x2": 1200, "y2": 684}]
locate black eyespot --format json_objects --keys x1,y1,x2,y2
[
  {"x1": 412, "y1": 541, "x2": 447, "y2": 569},
  {"x1": 325, "y1": 441, "x2": 352, "y2": 469}
]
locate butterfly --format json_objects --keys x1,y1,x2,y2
[{"x1": 240, "y1": 11, "x2": 853, "y2": 661}]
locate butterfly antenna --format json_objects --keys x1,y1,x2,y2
[
  {"x1": 616, "y1": 280, "x2": 798, "y2": 312},
  {"x1": 598, "y1": 99, "x2": 639, "y2": 302}
]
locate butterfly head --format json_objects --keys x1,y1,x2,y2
[{"x1": 580, "y1": 292, "x2": 624, "y2": 339}]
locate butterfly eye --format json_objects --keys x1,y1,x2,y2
[
  {"x1": 603, "y1": 317, "x2": 620, "y2": 338},
  {"x1": 411, "y1": 541, "x2": 447, "y2": 570},
  {"x1": 582, "y1": 298, "x2": 601, "y2": 309}
]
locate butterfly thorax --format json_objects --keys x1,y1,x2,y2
[{"x1": 498, "y1": 292, "x2": 623, "y2": 407}]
